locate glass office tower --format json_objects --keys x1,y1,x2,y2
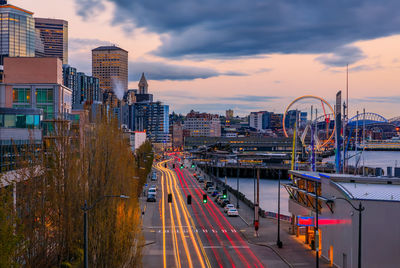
[
  {"x1": 35, "y1": 18, "x2": 68, "y2": 64},
  {"x1": 0, "y1": 4, "x2": 35, "y2": 66}
]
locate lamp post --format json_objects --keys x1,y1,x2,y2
[
  {"x1": 82, "y1": 195, "x2": 130, "y2": 268},
  {"x1": 277, "y1": 170, "x2": 283, "y2": 248},
  {"x1": 327, "y1": 198, "x2": 364, "y2": 268}
]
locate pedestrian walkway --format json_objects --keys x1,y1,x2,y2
[{"x1": 226, "y1": 190, "x2": 331, "y2": 268}]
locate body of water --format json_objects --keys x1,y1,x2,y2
[
  {"x1": 219, "y1": 151, "x2": 400, "y2": 216},
  {"x1": 218, "y1": 177, "x2": 291, "y2": 216},
  {"x1": 323, "y1": 151, "x2": 400, "y2": 171}
]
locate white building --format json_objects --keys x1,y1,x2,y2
[
  {"x1": 184, "y1": 110, "x2": 221, "y2": 137},
  {"x1": 285, "y1": 171, "x2": 400, "y2": 268}
]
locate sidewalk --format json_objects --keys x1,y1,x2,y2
[{"x1": 227, "y1": 190, "x2": 331, "y2": 268}]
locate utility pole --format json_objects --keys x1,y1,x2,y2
[
  {"x1": 315, "y1": 181, "x2": 319, "y2": 268},
  {"x1": 236, "y1": 161, "x2": 240, "y2": 208},
  {"x1": 277, "y1": 170, "x2": 283, "y2": 248},
  {"x1": 254, "y1": 167, "x2": 260, "y2": 237}
]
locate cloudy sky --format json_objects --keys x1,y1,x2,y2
[{"x1": 15, "y1": 0, "x2": 400, "y2": 118}]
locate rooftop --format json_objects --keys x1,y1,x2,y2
[
  {"x1": 333, "y1": 181, "x2": 400, "y2": 202},
  {"x1": 0, "y1": 4, "x2": 33, "y2": 15},
  {"x1": 289, "y1": 170, "x2": 400, "y2": 202},
  {"x1": 92, "y1": 45, "x2": 128, "y2": 53}
]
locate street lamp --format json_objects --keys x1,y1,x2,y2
[
  {"x1": 327, "y1": 197, "x2": 364, "y2": 268},
  {"x1": 82, "y1": 195, "x2": 130, "y2": 268}
]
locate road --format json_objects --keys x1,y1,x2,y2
[{"x1": 142, "y1": 159, "x2": 287, "y2": 268}]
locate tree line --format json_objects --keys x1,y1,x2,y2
[{"x1": 0, "y1": 112, "x2": 153, "y2": 267}]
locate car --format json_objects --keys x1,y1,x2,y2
[
  {"x1": 227, "y1": 208, "x2": 239, "y2": 217},
  {"x1": 147, "y1": 194, "x2": 156, "y2": 202},
  {"x1": 211, "y1": 190, "x2": 219, "y2": 197},
  {"x1": 151, "y1": 172, "x2": 157, "y2": 181},
  {"x1": 207, "y1": 187, "x2": 215, "y2": 194},
  {"x1": 148, "y1": 188, "x2": 157, "y2": 195},
  {"x1": 204, "y1": 181, "x2": 214, "y2": 190},
  {"x1": 224, "y1": 204, "x2": 235, "y2": 213},
  {"x1": 215, "y1": 194, "x2": 223, "y2": 201},
  {"x1": 220, "y1": 199, "x2": 230, "y2": 208},
  {"x1": 217, "y1": 197, "x2": 227, "y2": 205},
  {"x1": 198, "y1": 177, "x2": 204, "y2": 183}
]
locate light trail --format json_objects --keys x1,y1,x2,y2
[
  {"x1": 169, "y1": 168, "x2": 210, "y2": 268},
  {"x1": 181, "y1": 169, "x2": 250, "y2": 267},
  {"x1": 165, "y1": 167, "x2": 194, "y2": 268},
  {"x1": 183, "y1": 171, "x2": 264, "y2": 267},
  {"x1": 158, "y1": 162, "x2": 167, "y2": 268},
  {"x1": 175, "y1": 167, "x2": 228, "y2": 268}
]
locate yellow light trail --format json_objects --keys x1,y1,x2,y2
[
  {"x1": 169, "y1": 169, "x2": 211, "y2": 268},
  {"x1": 165, "y1": 166, "x2": 193, "y2": 268},
  {"x1": 166, "y1": 169, "x2": 181, "y2": 268},
  {"x1": 158, "y1": 162, "x2": 167, "y2": 268}
]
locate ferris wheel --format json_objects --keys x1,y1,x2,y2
[{"x1": 282, "y1": 95, "x2": 335, "y2": 151}]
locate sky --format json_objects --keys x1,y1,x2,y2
[{"x1": 14, "y1": 0, "x2": 400, "y2": 118}]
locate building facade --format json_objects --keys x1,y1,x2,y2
[
  {"x1": 172, "y1": 122, "x2": 183, "y2": 149},
  {"x1": 285, "y1": 171, "x2": 400, "y2": 268},
  {"x1": 0, "y1": 57, "x2": 72, "y2": 120},
  {"x1": 0, "y1": 3, "x2": 35, "y2": 66},
  {"x1": 249, "y1": 111, "x2": 272, "y2": 131},
  {"x1": 184, "y1": 110, "x2": 221, "y2": 137},
  {"x1": 63, "y1": 65, "x2": 101, "y2": 109},
  {"x1": 131, "y1": 102, "x2": 169, "y2": 143},
  {"x1": 0, "y1": 107, "x2": 42, "y2": 172},
  {"x1": 35, "y1": 18, "x2": 68, "y2": 64},
  {"x1": 92, "y1": 45, "x2": 128, "y2": 94}
]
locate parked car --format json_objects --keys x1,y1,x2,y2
[
  {"x1": 147, "y1": 194, "x2": 156, "y2": 202},
  {"x1": 204, "y1": 181, "x2": 214, "y2": 190},
  {"x1": 211, "y1": 190, "x2": 219, "y2": 197},
  {"x1": 215, "y1": 194, "x2": 223, "y2": 202},
  {"x1": 224, "y1": 204, "x2": 235, "y2": 213},
  {"x1": 207, "y1": 187, "x2": 215, "y2": 194},
  {"x1": 198, "y1": 177, "x2": 204, "y2": 183},
  {"x1": 216, "y1": 197, "x2": 225, "y2": 205},
  {"x1": 227, "y1": 208, "x2": 239, "y2": 217},
  {"x1": 220, "y1": 199, "x2": 230, "y2": 207},
  {"x1": 151, "y1": 172, "x2": 157, "y2": 181}
]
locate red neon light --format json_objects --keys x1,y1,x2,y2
[{"x1": 298, "y1": 217, "x2": 351, "y2": 226}]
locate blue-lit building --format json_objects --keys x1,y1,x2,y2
[
  {"x1": 0, "y1": 2, "x2": 35, "y2": 66},
  {"x1": 0, "y1": 107, "x2": 42, "y2": 172}
]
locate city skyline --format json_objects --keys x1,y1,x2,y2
[{"x1": 13, "y1": 0, "x2": 400, "y2": 118}]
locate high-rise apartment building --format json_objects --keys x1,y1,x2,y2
[
  {"x1": 35, "y1": 18, "x2": 68, "y2": 64},
  {"x1": 132, "y1": 102, "x2": 169, "y2": 143},
  {"x1": 0, "y1": 2, "x2": 35, "y2": 66},
  {"x1": 249, "y1": 111, "x2": 272, "y2": 131},
  {"x1": 184, "y1": 111, "x2": 221, "y2": 137},
  {"x1": 92, "y1": 45, "x2": 128, "y2": 93},
  {"x1": 62, "y1": 65, "x2": 101, "y2": 109}
]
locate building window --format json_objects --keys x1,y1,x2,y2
[
  {"x1": 36, "y1": 88, "x2": 53, "y2": 103},
  {"x1": 12, "y1": 88, "x2": 31, "y2": 104},
  {"x1": 37, "y1": 105, "x2": 54, "y2": 120}
]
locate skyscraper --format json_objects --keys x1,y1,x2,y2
[
  {"x1": 0, "y1": 2, "x2": 35, "y2": 66},
  {"x1": 92, "y1": 45, "x2": 128, "y2": 93},
  {"x1": 35, "y1": 18, "x2": 68, "y2": 64}
]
